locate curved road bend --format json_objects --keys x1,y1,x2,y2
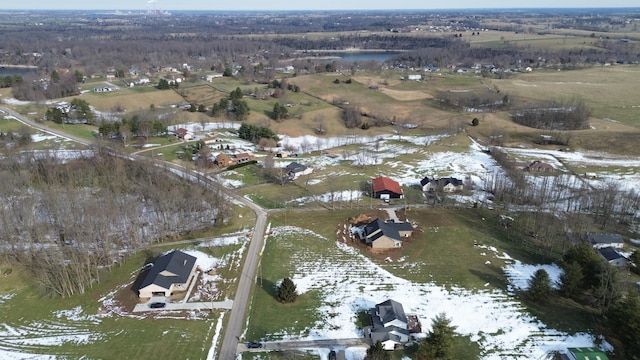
[{"x1": 1, "y1": 106, "x2": 268, "y2": 360}]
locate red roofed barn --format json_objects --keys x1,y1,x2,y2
[{"x1": 372, "y1": 176, "x2": 404, "y2": 199}]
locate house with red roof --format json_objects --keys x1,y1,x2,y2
[{"x1": 372, "y1": 176, "x2": 404, "y2": 200}]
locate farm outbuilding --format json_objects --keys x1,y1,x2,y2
[{"x1": 372, "y1": 176, "x2": 404, "y2": 199}]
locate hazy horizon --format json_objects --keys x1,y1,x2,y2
[{"x1": 2, "y1": 0, "x2": 639, "y2": 11}]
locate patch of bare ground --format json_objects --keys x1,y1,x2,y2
[{"x1": 378, "y1": 88, "x2": 433, "y2": 101}]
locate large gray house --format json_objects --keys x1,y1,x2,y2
[
  {"x1": 138, "y1": 250, "x2": 198, "y2": 299},
  {"x1": 369, "y1": 299, "x2": 410, "y2": 350}
]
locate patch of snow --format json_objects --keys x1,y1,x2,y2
[
  {"x1": 30, "y1": 133, "x2": 59, "y2": 143},
  {"x1": 265, "y1": 227, "x2": 602, "y2": 359},
  {"x1": 54, "y1": 306, "x2": 102, "y2": 324},
  {"x1": 205, "y1": 312, "x2": 225, "y2": 360},
  {"x1": 288, "y1": 190, "x2": 362, "y2": 205},
  {"x1": 504, "y1": 261, "x2": 563, "y2": 292},
  {"x1": 0, "y1": 293, "x2": 15, "y2": 305}
]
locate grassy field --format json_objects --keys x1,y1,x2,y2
[
  {"x1": 243, "y1": 207, "x2": 603, "y2": 359},
  {"x1": 0, "y1": 250, "x2": 219, "y2": 359},
  {"x1": 81, "y1": 87, "x2": 185, "y2": 112},
  {"x1": 489, "y1": 66, "x2": 640, "y2": 127},
  {"x1": 244, "y1": 207, "x2": 586, "y2": 358}
]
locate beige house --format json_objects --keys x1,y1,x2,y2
[
  {"x1": 138, "y1": 250, "x2": 197, "y2": 298},
  {"x1": 363, "y1": 218, "x2": 413, "y2": 249}
]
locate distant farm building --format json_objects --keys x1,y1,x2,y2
[
  {"x1": 420, "y1": 176, "x2": 464, "y2": 193},
  {"x1": 214, "y1": 152, "x2": 254, "y2": 168}
]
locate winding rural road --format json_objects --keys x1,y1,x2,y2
[
  {"x1": 1, "y1": 105, "x2": 268, "y2": 360},
  {"x1": 217, "y1": 185, "x2": 268, "y2": 360}
]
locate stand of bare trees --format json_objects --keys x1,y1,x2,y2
[
  {"x1": 0, "y1": 150, "x2": 227, "y2": 297},
  {"x1": 510, "y1": 98, "x2": 590, "y2": 130}
]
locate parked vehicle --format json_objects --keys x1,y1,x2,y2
[
  {"x1": 148, "y1": 302, "x2": 166, "y2": 309},
  {"x1": 247, "y1": 342, "x2": 263, "y2": 349}
]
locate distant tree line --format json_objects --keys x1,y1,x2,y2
[{"x1": 2, "y1": 11, "x2": 635, "y2": 94}]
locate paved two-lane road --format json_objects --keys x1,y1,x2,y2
[{"x1": 218, "y1": 194, "x2": 268, "y2": 360}]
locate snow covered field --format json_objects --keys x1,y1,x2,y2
[{"x1": 256, "y1": 226, "x2": 609, "y2": 360}]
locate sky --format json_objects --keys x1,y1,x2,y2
[{"x1": 1, "y1": 0, "x2": 638, "y2": 11}]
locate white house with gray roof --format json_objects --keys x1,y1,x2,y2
[
  {"x1": 138, "y1": 250, "x2": 197, "y2": 298},
  {"x1": 585, "y1": 232, "x2": 624, "y2": 249},
  {"x1": 369, "y1": 299, "x2": 410, "y2": 350}
]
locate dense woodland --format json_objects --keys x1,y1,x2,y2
[{"x1": 0, "y1": 150, "x2": 228, "y2": 297}]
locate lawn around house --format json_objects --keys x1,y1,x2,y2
[
  {"x1": 246, "y1": 206, "x2": 599, "y2": 358},
  {"x1": 0, "y1": 250, "x2": 218, "y2": 359}
]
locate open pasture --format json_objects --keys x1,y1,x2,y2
[
  {"x1": 489, "y1": 65, "x2": 640, "y2": 127},
  {"x1": 246, "y1": 210, "x2": 598, "y2": 359},
  {"x1": 177, "y1": 84, "x2": 228, "y2": 107},
  {"x1": 81, "y1": 87, "x2": 185, "y2": 112}
]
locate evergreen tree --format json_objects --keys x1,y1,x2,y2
[
  {"x1": 272, "y1": 103, "x2": 289, "y2": 121},
  {"x1": 528, "y1": 269, "x2": 552, "y2": 303},
  {"x1": 420, "y1": 313, "x2": 457, "y2": 359},
  {"x1": 50, "y1": 70, "x2": 60, "y2": 83},
  {"x1": 559, "y1": 261, "x2": 584, "y2": 300},
  {"x1": 230, "y1": 87, "x2": 244, "y2": 100},
  {"x1": 276, "y1": 277, "x2": 297, "y2": 303},
  {"x1": 563, "y1": 242, "x2": 602, "y2": 290},
  {"x1": 365, "y1": 341, "x2": 390, "y2": 360},
  {"x1": 233, "y1": 100, "x2": 250, "y2": 121},
  {"x1": 607, "y1": 294, "x2": 640, "y2": 359},
  {"x1": 70, "y1": 98, "x2": 94, "y2": 122},
  {"x1": 157, "y1": 79, "x2": 170, "y2": 90},
  {"x1": 74, "y1": 70, "x2": 84, "y2": 83}
]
